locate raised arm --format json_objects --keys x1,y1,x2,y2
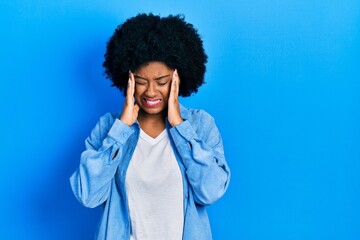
[
  {"x1": 69, "y1": 114, "x2": 134, "y2": 208},
  {"x1": 170, "y1": 113, "x2": 230, "y2": 205},
  {"x1": 70, "y1": 72, "x2": 138, "y2": 208},
  {"x1": 167, "y1": 70, "x2": 230, "y2": 205}
]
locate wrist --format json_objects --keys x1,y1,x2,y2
[
  {"x1": 119, "y1": 116, "x2": 131, "y2": 127},
  {"x1": 170, "y1": 118, "x2": 183, "y2": 127}
]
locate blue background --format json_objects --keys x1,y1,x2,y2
[{"x1": 1, "y1": 0, "x2": 359, "y2": 239}]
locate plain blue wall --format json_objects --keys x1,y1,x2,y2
[{"x1": 1, "y1": 0, "x2": 359, "y2": 239}]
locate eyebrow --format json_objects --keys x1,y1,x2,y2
[{"x1": 134, "y1": 74, "x2": 171, "y2": 81}]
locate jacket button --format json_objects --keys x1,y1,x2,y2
[{"x1": 122, "y1": 133, "x2": 128, "y2": 138}]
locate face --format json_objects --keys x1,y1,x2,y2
[{"x1": 133, "y1": 61, "x2": 174, "y2": 116}]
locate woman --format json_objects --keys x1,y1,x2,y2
[{"x1": 70, "y1": 13, "x2": 230, "y2": 240}]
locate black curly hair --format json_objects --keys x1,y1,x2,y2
[{"x1": 103, "y1": 13, "x2": 208, "y2": 97}]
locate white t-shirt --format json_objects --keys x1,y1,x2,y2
[{"x1": 126, "y1": 128, "x2": 184, "y2": 240}]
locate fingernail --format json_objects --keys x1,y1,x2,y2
[{"x1": 129, "y1": 70, "x2": 132, "y2": 77}]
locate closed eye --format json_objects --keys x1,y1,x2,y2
[
  {"x1": 135, "y1": 81, "x2": 147, "y2": 85},
  {"x1": 158, "y1": 81, "x2": 168, "y2": 86}
]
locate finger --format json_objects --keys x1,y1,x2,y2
[
  {"x1": 134, "y1": 103, "x2": 140, "y2": 112},
  {"x1": 172, "y1": 69, "x2": 179, "y2": 99},
  {"x1": 175, "y1": 69, "x2": 180, "y2": 97},
  {"x1": 126, "y1": 77, "x2": 132, "y2": 104},
  {"x1": 126, "y1": 71, "x2": 131, "y2": 95},
  {"x1": 130, "y1": 71, "x2": 136, "y2": 96},
  {"x1": 173, "y1": 70, "x2": 178, "y2": 93}
]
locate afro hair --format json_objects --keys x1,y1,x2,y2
[{"x1": 103, "y1": 13, "x2": 208, "y2": 97}]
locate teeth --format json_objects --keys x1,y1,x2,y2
[{"x1": 145, "y1": 99, "x2": 160, "y2": 106}]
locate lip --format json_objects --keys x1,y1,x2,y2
[{"x1": 142, "y1": 98, "x2": 162, "y2": 108}]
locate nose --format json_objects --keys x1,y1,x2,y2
[{"x1": 145, "y1": 82, "x2": 157, "y2": 97}]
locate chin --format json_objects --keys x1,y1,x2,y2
[{"x1": 140, "y1": 106, "x2": 166, "y2": 116}]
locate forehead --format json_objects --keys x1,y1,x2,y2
[{"x1": 135, "y1": 61, "x2": 173, "y2": 77}]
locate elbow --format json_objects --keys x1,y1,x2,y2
[
  {"x1": 72, "y1": 187, "x2": 107, "y2": 209},
  {"x1": 69, "y1": 173, "x2": 108, "y2": 209},
  {"x1": 79, "y1": 196, "x2": 103, "y2": 208},
  {"x1": 193, "y1": 190, "x2": 223, "y2": 205},
  {"x1": 193, "y1": 172, "x2": 230, "y2": 205}
]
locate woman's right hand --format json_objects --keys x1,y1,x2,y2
[{"x1": 120, "y1": 71, "x2": 140, "y2": 126}]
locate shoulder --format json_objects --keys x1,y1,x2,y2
[
  {"x1": 98, "y1": 111, "x2": 121, "y2": 125},
  {"x1": 180, "y1": 104, "x2": 215, "y2": 124},
  {"x1": 91, "y1": 112, "x2": 121, "y2": 138},
  {"x1": 178, "y1": 104, "x2": 221, "y2": 143}
]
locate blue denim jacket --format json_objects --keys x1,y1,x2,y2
[{"x1": 70, "y1": 104, "x2": 230, "y2": 240}]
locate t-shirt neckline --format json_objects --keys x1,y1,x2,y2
[{"x1": 139, "y1": 128, "x2": 167, "y2": 145}]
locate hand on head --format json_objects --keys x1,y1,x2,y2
[
  {"x1": 120, "y1": 68, "x2": 183, "y2": 127},
  {"x1": 120, "y1": 71, "x2": 140, "y2": 126},
  {"x1": 167, "y1": 69, "x2": 183, "y2": 127}
]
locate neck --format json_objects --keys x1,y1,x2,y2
[
  {"x1": 137, "y1": 110, "x2": 167, "y2": 138},
  {"x1": 137, "y1": 109, "x2": 166, "y2": 127}
]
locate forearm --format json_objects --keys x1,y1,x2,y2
[
  {"x1": 170, "y1": 120, "x2": 230, "y2": 205},
  {"x1": 70, "y1": 117, "x2": 134, "y2": 208}
]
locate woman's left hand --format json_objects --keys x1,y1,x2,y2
[{"x1": 168, "y1": 69, "x2": 183, "y2": 127}]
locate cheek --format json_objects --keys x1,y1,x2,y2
[
  {"x1": 134, "y1": 87, "x2": 142, "y2": 101},
  {"x1": 163, "y1": 85, "x2": 171, "y2": 99},
  {"x1": 134, "y1": 85, "x2": 145, "y2": 96}
]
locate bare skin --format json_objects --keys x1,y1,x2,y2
[{"x1": 120, "y1": 61, "x2": 183, "y2": 138}]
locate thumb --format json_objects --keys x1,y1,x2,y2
[{"x1": 134, "y1": 103, "x2": 140, "y2": 112}]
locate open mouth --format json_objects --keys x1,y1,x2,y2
[{"x1": 142, "y1": 98, "x2": 162, "y2": 107}]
